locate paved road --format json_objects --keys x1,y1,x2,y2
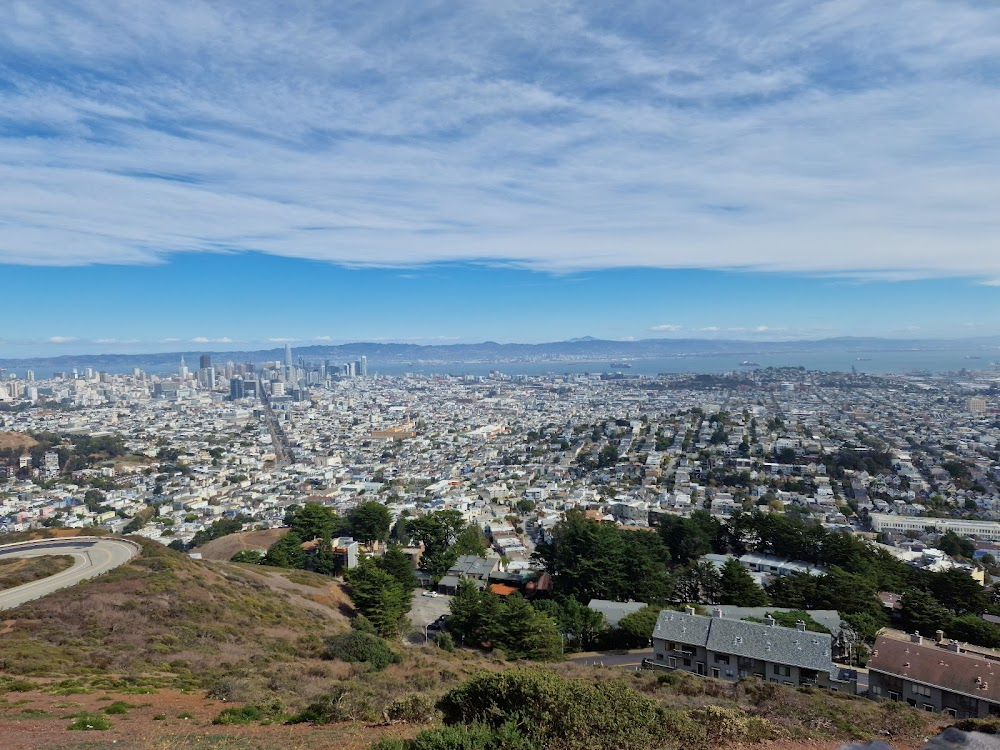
[
  {"x1": 0, "y1": 537, "x2": 140, "y2": 611},
  {"x1": 570, "y1": 648, "x2": 654, "y2": 669}
]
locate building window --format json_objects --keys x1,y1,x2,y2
[
  {"x1": 683, "y1": 658, "x2": 691, "y2": 667},
  {"x1": 923, "y1": 704, "x2": 934, "y2": 712},
  {"x1": 714, "y1": 654, "x2": 730, "y2": 665},
  {"x1": 912, "y1": 684, "x2": 931, "y2": 698},
  {"x1": 667, "y1": 657, "x2": 677, "y2": 668},
  {"x1": 774, "y1": 665, "x2": 791, "y2": 677}
]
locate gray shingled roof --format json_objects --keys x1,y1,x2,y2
[
  {"x1": 711, "y1": 606, "x2": 843, "y2": 635},
  {"x1": 653, "y1": 610, "x2": 712, "y2": 644},
  {"x1": 448, "y1": 555, "x2": 500, "y2": 578},
  {"x1": 653, "y1": 610, "x2": 834, "y2": 672},
  {"x1": 587, "y1": 599, "x2": 648, "y2": 628}
]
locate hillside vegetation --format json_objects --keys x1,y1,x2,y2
[
  {"x1": 0, "y1": 531, "x2": 944, "y2": 750},
  {"x1": 0, "y1": 555, "x2": 74, "y2": 590}
]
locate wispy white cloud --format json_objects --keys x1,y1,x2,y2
[
  {"x1": 650, "y1": 324, "x2": 682, "y2": 332},
  {"x1": 93, "y1": 337, "x2": 141, "y2": 345},
  {"x1": 47, "y1": 336, "x2": 78, "y2": 344},
  {"x1": 0, "y1": 2, "x2": 998, "y2": 278},
  {"x1": 191, "y1": 336, "x2": 234, "y2": 344}
]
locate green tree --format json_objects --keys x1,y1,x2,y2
[
  {"x1": 498, "y1": 595, "x2": 563, "y2": 661},
  {"x1": 717, "y1": 559, "x2": 768, "y2": 606},
  {"x1": 659, "y1": 512, "x2": 718, "y2": 563},
  {"x1": 230, "y1": 550, "x2": 263, "y2": 564},
  {"x1": 900, "y1": 589, "x2": 953, "y2": 638},
  {"x1": 391, "y1": 517, "x2": 411, "y2": 546},
  {"x1": 533, "y1": 509, "x2": 626, "y2": 602},
  {"x1": 619, "y1": 530, "x2": 674, "y2": 604},
  {"x1": 938, "y1": 531, "x2": 975, "y2": 560},
  {"x1": 929, "y1": 568, "x2": 988, "y2": 616},
  {"x1": 377, "y1": 543, "x2": 418, "y2": 593},
  {"x1": 617, "y1": 606, "x2": 661, "y2": 648},
  {"x1": 408, "y1": 510, "x2": 467, "y2": 577},
  {"x1": 84, "y1": 489, "x2": 107, "y2": 513},
  {"x1": 286, "y1": 502, "x2": 345, "y2": 541},
  {"x1": 447, "y1": 578, "x2": 485, "y2": 646},
  {"x1": 453, "y1": 524, "x2": 489, "y2": 557},
  {"x1": 262, "y1": 530, "x2": 307, "y2": 569},
  {"x1": 532, "y1": 598, "x2": 607, "y2": 650},
  {"x1": 349, "y1": 501, "x2": 393, "y2": 548},
  {"x1": 950, "y1": 615, "x2": 1000, "y2": 648},
  {"x1": 345, "y1": 557, "x2": 410, "y2": 637}
]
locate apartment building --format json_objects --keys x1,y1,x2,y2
[
  {"x1": 650, "y1": 608, "x2": 851, "y2": 691},
  {"x1": 868, "y1": 632, "x2": 1000, "y2": 718}
]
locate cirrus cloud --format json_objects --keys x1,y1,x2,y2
[{"x1": 0, "y1": 2, "x2": 998, "y2": 280}]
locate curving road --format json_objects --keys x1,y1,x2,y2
[{"x1": 0, "y1": 536, "x2": 140, "y2": 611}]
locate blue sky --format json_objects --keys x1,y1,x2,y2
[{"x1": 1, "y1": 1, "x2": 1000, "y2": 356}]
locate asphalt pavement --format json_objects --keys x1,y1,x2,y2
[
  {"x1": 0, "y1": 536, "x2": 140, "y2": 611},
  {"x1": 569, "y1": 648, "x2": 654, "y2": 669}
]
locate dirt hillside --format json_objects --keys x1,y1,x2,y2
[{"x1": 194, "y1": 528, "x2": 287, "y2": 560}]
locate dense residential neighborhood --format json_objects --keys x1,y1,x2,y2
[{"x1": 5, "y1": 357, "x2": 1000, "y2": 720}]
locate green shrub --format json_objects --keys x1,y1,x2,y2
[
  {"x1": 387, "y1": 693, "x2": 438, "y2": 724},
  {"x1": 102, "y1": 701, "x2": 136, "y2": 715},
  {"x1": 435, "y1": 633, "x2": 455, "y2": 652},
  {"x1": 212, "y1": 700, "x2": 284, "y2": 726},
  {"x1": 408, "y1": 723, "x2": 537, "y2": 750},
  {"x1": 351, "y1": 614, "x2": 377, "y2": 634},
  {"x1": 369, "y1": 741, "x2": 407, "y2": 750},
  {"x1": 230, "y1": 550, "x2": 264, "y2": 564},
  {"x1": 322, "y1": 631, "x2": 401, "y2": 671},
  {"x1": 213, "y1": 705, "x2": 264, "y2": 725},
  {"x1": 437, "y1": 668, "x2": 675, "y2": 750},
  {"x1": 68, "y1": 713, "x2": 113, "y2": 730},
  {"x1": 0, "y1": 677, "x2": 37, "y2": 692}
]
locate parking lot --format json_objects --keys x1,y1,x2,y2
[{"x1": 409, "y1": 588, "x2": 452, "y2": 640}]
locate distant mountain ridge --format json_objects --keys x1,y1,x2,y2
[{"x1": 2, "y1": 335, "x2": 1000, "y2": 374}]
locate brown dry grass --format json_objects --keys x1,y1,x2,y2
[
  {"x1": 195, "y1": 529, "x2": 287, "y2": 561},
  {"x1": 0, "y1": 555, "x2": 74, "y2": 591},
  {"x1": 0, "y1": 432, "x2": 36, "y2": 451}
]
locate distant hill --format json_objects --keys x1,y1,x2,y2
[{"x1": 3, "y1": 334, "x2": 1000, "y2": 375}]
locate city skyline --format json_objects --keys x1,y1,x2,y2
[{"x1": 2, "y1": 2, "x2": 1000, "y2": 355}]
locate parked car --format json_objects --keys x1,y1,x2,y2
[{"x1": 421, "y1": 590, "x2": 440, "y2": 598}]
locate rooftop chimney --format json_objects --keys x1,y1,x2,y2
[
  {"x1": 712, "y1": 607, "x2": 724, "y2": 619},
  {"x1": 764, "y1": 615, "x2": 776, "y2": 627},
  {"x1": 935, "y1": 630, "x2": 945, "y2": 644},
  {"x1": 685, "y1": 606, "x2": 696, "y2": 616},
  {"x1": 948, "y1": 641, "x2": 962, "y2": 653},
  {"x1": 911, "y1": 632, "x2": 923, "y2": 645}
]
